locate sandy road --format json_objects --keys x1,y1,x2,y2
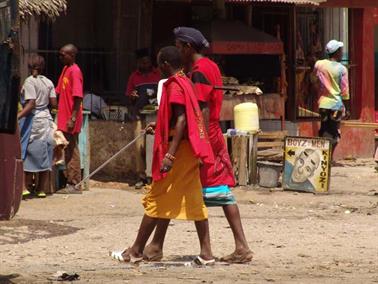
[{"x1": 0, "y1": 161, "x2": 377, "y2": 283}]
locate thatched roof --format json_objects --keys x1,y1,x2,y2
[{"x1": 19, "y1": 0, "x2": 67, "y2": 20}]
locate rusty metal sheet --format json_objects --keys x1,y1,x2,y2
[
  {"x1": 0, "y1": 131, "x2": 23, "y2": 220},
  {"x1": 0, "y1": 0, "x2": 23, "y2": 220},
  {"x1": 225, "y1": 0, "x2": 326, "y2": 5}
]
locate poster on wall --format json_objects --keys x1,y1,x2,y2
[{"x1": 283, "y1": 136, "x2": 331, "y2": 193}]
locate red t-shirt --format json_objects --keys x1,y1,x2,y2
[
  {"x1": 167, "y1": 81, "x2": 185, "y2": 105},
  {"x1": 191, "y1": 57, "x2": 223, "y2": 122},
  {"x1": 56, "y1": 64, "x2": 83, "y2": 134},
  {"x1": 125, "y1": 69, "x2": 161, "y2": 96},
  {"x1": 191, "y1": 57, "x2": 235, "y2": 188}
]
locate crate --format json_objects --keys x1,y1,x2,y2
[
  {"x1": 257, "y1": 131, "x2": 287, "y2": 162},
  {"x1": 224, "y1": 133, "x2": 258, "y2": 186}
]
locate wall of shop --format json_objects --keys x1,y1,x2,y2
[
  {"x1": 33, "y1": 0, "x2": 153, "y2": 103},
  {"x1": 297, "y1": 122, "x2": 375, "y2": 160},
  {"x1": 375, "y1": 9, "x2": 378, "y2": 114}
]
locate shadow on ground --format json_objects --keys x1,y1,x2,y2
[
  {"x1": 0, "y1": 219, "x2": 79, "y2": 245},
  {"x1": 0, "y1": 274, "x2": 20, "y2": 284}
]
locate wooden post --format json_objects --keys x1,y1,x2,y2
[
  {"x1": 231, "y1": 137, "x2": 240, "y2": 185},
  {"x1": 287, "y1": 5, "x2": 297, "y2": 121},
  {"x1": 249, "y1": 134, "x2": 258, "y2": 185},
  {"x1": 144, "y1": 112, "x2": 156, "y2": 178},
  {"x1": 232, "y1": 136, "x2": 248, "y2": 186},
  {"x1": 81, "y1": 112, "x2": 90, "y2": 191},
  {"x1": 84, "y1": 117, "x2": 90, "y2": 190},
  {"x1": 239, "y1": 137, "x2": 248, "y2": 186}
]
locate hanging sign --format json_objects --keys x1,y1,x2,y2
[{"x1": 283, "y1": 136, "x2": 331, "y2": 193}]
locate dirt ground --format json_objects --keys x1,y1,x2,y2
[{"x1": 1, "y1": 160, "x2": 378, "y2": 284}]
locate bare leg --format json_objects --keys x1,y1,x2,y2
[
  {"x1": 24, "y1": 172, "x2": 34, "y2": 191},
  {"x1": 194, "y1": 219, "x2": 213, "y2": 260},
  {"x1": 122, "y1": 214, "x2": 159, "y2": 259},
  {"x1": 145, "y1": 219, "x2": 214, "y2": 261},
  {"x1": 63, "y1": 133, "x2": 81, "y2": 186},
  {"x1": 223, "y1": 204, "x2": 250, "y2": 254},
  {"x1": 36, "y1": 171, "x2": 49, "y2": 193},
  {"x1": 143, "y1": 219, "x2": 170, "y2": 260}
]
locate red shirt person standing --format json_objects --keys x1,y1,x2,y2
[
  {"x1": 125, "y1": 48, "x2": 161, "y2": 121},
  {"x1": 55, "y1": 44, "x2": 83, "y2": 194}
]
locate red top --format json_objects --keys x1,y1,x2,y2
[
  {"x1": 125, "y1": 69, "x2": 161, "y2": 96},
  {"x1": 191, "y1": 57, "x2": 235, "y2": 187},
  {"x1": 56, "y1": 64, "x2": 83, "y2": 134},
  {"x1": 152, "y1": 73, "x2": 214, "y2": 182},
  {"x1": 191, "y1": 58, "x2": 223, "y2": 122}
]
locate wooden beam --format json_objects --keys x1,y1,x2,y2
[
  {"x1": 259, "y1": 131, "x2": 288, "y2": 139},
  {"x1": 287, "y1": 5, "x2": 297, "y2": 121},
  {"x1": 321, "y1": 0, "x2": 378, "y2": 8},
  {"x1": 341, "y1": 121, "x2": 378, "y2": 128},
  {"x1": 257, "y1": 141, "x2": 284, "y2": 148}
]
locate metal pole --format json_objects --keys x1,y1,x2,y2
[{"x1": 75, "y1": 131, "x2": 146, "y2": 189}]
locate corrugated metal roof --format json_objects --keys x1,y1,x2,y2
[
  {"x1": 19, "y1": 0, "x2": 67, "y2": 20},
  {"x1": 225, "y1": 0, "x2": 326, "y2": 5}
]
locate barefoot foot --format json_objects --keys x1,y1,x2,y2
[
  {"x1": 143, "y1": 244, "x2": 163, "y2": 261},
  {"x1": 220, "y1": 249, "x2": 253, "y2": 264}
]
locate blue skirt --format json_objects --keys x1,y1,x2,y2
[
  {"x1": 20, "y1": 115, "x2": 54, "y2": 172},
  {"x1": 23, "y1": 139, "x2": 54, "y2": 172}
]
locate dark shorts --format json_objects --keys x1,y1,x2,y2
[{"x1": 318, "y1": 108, "x2": 342, "y2": 146}]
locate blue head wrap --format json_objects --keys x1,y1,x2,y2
[{"x1": 173, "y1": 27, "x2": 209, "y2": 50}]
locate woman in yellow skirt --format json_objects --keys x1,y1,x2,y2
[{"x1": 111, "y1": 46, "x2": 215, "y2": 265}]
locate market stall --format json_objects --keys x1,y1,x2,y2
[
  {"x1": 141, "y1": 20, "x2": 287, "y2": 183},
  {"x1": 199, "y1": 20, "x2": 286, "y2": 127}
]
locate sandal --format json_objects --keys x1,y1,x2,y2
[
  {"x1": 143, "y1": 245, "x2": 163, "y2": 261},
  {"x1": 56, "y1": 185, "x2": 82, "y2": 194},
  {"x1": 35, "y1": 191, "x2": 47, "y2": 198},
  {"x1": 192, "y1": 256, "x2": 215, "y2": 266},
  {"x1": 143, "y1": 251, "x2": 163, "y2": 261},
  {"x1": 220, "y1": 250, "x2": 254, "y2": 264},
  {"x1": 110, "y1": 249, "x2": 143, "y2": 263},
  {"x1": 22, "y1": 189, "x2": 31, "y2": 198}
]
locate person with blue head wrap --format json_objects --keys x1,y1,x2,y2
[
  {"x1": 143, "y1": 27, "x2": 253, "y2": 264},
  {"x1": 173, "y1": 27, "x2": 210, "y2": 51}
]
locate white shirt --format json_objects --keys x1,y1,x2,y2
[{"x1": 21, "y1": 75, "x2": 56, "y2": 118}]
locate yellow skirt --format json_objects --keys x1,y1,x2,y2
[{"x1": 143, "y1": 140, "x2": 208, "y2": 221}]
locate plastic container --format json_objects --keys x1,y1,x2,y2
[
  {"x1": 234, "y1": 102, "x2": 259, "y2": 132},
  {"x1": 257, "y1": 161, "x2": 282, "y2": 188}
]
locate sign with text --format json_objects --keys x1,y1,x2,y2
[{"x1": 283, "y1": 136, "x2": 331, "y2": 193}]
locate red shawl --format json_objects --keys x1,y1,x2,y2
[{"x1": 152, "y1": 73, "x2": 214, "y2": 181}]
